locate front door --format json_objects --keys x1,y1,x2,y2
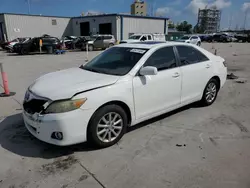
[
  {"x1": 133, "y1": 46, "x2": 182, "y2": 120},
  {"x1": 175, "y1": 45, "x2": 213, "y2": 104},
  {"x1": 94, "y1": 36, "x2": 104, "y2": 48}
]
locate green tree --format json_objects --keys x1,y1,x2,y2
[
  {"x1": 168, "y1": 23, "x2": 175, "y2": 29},
  {"x1": 176, "y1": 21, "x2": 193, "y2": 33}
]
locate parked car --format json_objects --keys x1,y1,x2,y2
[
  {"x1": 212, "y1": 33, "x2": 236, "y2": 42},
  {"x1": 65, "y1": 36, "x2": 90, "y2": 50},
  {"x1": 6, "y1": 37, "x2": 31, "y2": 52},
  {"x1": 13, "y1": 36, "x2": 61, "y2": 55},
  {"x1": 61, "y1": 36, "x2": 77, "y2": 43},
  {"x1": 0, "y1": 38, "x2": 25, "y2": 50},
  {"x1": 120, "y1": 33, "x2": 166, "y2": 44},
  {"x1": 23, "y1": 41, "x2": 227, "y2": 147},
  {"x1": 176, "y1": 35, "x2": 201, "y2": 46},
  {"x1": 234, "y1": 34, "x2": 249, "y2": 43},
  {"x1": 84, "y1": 35, "x2": 116, "y2": 51}
]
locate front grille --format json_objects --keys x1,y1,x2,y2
[{"x1": 23, "y1": 99, "x2": 48, "y2": 114}]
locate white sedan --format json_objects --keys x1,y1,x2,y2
[
  {"x1": 23, "y1": 42, "x2": 227, "y2": 148},
  {"x1": 177, "y1": 35, "x2": 201, "y2": 46}
]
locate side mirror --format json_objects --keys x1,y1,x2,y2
[{"x1": 139, "y1": 66, "x2": 158, "y2": 76}]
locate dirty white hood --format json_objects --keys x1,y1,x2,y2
[{"x1": 29, "y1": 68, "x2": 119, "y2": 100}]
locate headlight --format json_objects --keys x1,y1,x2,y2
[{"x1": 43, "y1": 98, "x2": 87, "y2": 114}]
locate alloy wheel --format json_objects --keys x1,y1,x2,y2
[
  {"x1": 96, "y1": 112, "x2": 123, "y2": 143},
  {"x1": 205, "y1": 82, "x2": 217, "y2": 103}
]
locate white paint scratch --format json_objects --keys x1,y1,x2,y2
[{"x1": 199, "y1": 133, "x2": 204, "y2": 143}]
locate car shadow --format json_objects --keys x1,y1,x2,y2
[{"x1": 0, "y1": 102, "x2": 202, "y2": 159}]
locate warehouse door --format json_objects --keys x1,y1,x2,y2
[
  {"x1": 80, "y1": 22, "x2": 90, "y2": 36},
  {"x1": 0, "y1": 23, "x2": 4, "y2": 42},
  {"x1": 99, "y1": 23, "x2": 112, "y2": 34}
]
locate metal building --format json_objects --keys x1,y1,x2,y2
[
  {"x1": 0, "y1": 13, "x2": 72, "y2": 41},
  {"x1": 197, "y1": 8, "x2": 221, "y2": 33},
  {"x1": 72, "y1": 14, "x2": 168, "y2": 41},
  {"x1": 0, "y1": 13, "x2": 168, "y2": 42}
]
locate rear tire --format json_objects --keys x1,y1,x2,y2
[
  {"x1": 87, "y1": 105, "x2": 127, "y2": 148},
  {"x1": 197, "y1": 42, "x2": 201, "y2": 46},
  {"x1": 200, "y1": 78, "x2": 219, "y2": 106}
]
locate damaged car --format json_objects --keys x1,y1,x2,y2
[{"x1": 23, "y1": 42, "x2": 227, "y2": 148}]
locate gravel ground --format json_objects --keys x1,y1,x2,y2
[{"x1": 0, "y1": 43, "x2": 250, "y2": 188}]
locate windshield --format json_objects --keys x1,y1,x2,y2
[
  {"x1": 180, "y1": 36, "x2": 190, "y2": 40},
  {"x1": 129, "y1": 35, "x2": 141, "y2": 40},
  {"x1": 81, "y1": 47, "x2": 148, "y2": 76}
]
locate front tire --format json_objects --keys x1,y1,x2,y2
[
  {"x1": 87, "y1": 105, "x2": 127, "y2": 148},
  {"x1": 88, "y1": 45, "x2": 94, "y2": 51},
  {"x1": 200, "y1": 78, "x2": 219, "y2": 106},
  {"x1": 197, "y1": 42, "x2": 201, "y2": 46}
]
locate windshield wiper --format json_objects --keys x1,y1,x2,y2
[{"x1": 83, "y1": 67, "x2": 103, "y2": 74}]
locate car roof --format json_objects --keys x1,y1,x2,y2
[{"x1": 117, "y1": 41, "x2": 194, "y2": 49}]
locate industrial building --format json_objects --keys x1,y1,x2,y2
[
  {"x1": 197, "y1": 8, "x2": 221, "y2": 33},
  {"x1": 0, "y1": 13, "x2": 72, "y2": 41},
  {"x1": 131, "y1": 0, "x2": 147, "y2": 16},
  {"x1": 0, "y1": 13, "x2": 168, "y2": 42}
]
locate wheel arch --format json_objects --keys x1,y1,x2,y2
[
  {"x1": 87, "y1": 100, "x2": 132, "y2": 133},
  {"x1": 211, "y1": 76, "x2": 221, "y2": 90}
]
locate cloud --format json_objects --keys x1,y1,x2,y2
[
  {"x1": 186, "y1": 0, "x2": 231, "y2": 14},
  {"x1": 242, "y1": 2, "x2": 250, "y2": 12},
  {"x1": 155, "y1": 7, "x2": 181, "y2": 17}
]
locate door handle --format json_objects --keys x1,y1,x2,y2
[
  {"x1": 172, "y1": 72, "x2": 180, "y2": 78},
  {"x1": 206, "y1": 64, "x2": 211, "y2": 68}
]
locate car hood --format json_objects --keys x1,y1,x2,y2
[{"x1": 29, "y1": 67, "x2": 120, "y2": 100}]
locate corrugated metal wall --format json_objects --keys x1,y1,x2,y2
[
  {"x1": 72, "y1": 16, "x2": 118, "y2": 40},
  {"x1": 4, "y1": 14, "x2": 72, "y2": 40},
  {"x1": 122, "y1": 17, "x2": 165, "y2": 40}
]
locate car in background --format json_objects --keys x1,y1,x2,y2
[
  {"x1": 61, "y1": 36, "x2": 77, "y2": 43},
  {"x1": 234, "y1": 34, "x2": 249, "y2": 43},
  {"x1": 120, "y1": 33, "x2": 166, "y2": 44},
  {"x1": 23, "y1": 41, "x2": 227, "y2": 147},
  {"x1": 84, "y1": 35, "x2": 116, "y2": 51},
  {"x1": 13, "y1": 36, "x2": 61, "y2": 55},
  {"x1": 177, "y1": 35, "x2": 201, "y2": 46},
  {"x1": 1, "y1": 38, "x2": 26, "y2": 50},
  {"x1": 6, "y1": 37, "x2": 31, "y2": 52},
  {"x1": 212, "y1": 33, "x2": 237, "y2": 42},
  {"x1": 65, "y1": 36, "x2": 90, "y2": 50}
]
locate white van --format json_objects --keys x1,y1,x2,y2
[{"x1": 120, "y1": 33, "x2": 166, "y2": 44}]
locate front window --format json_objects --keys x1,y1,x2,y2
[
  {"x1": 180, "y1": 36, "x2": 190, "y2": 40},
  {"x1": 129, "y1": 35, "x2": 141, "y2": 40},
  {"x1": 81, "y1": 47, "x2": 148, "y2": 76}
]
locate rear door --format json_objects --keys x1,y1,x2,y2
[{"x1": 175, "y1": 45, "x2": 213, "y2": 104}]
